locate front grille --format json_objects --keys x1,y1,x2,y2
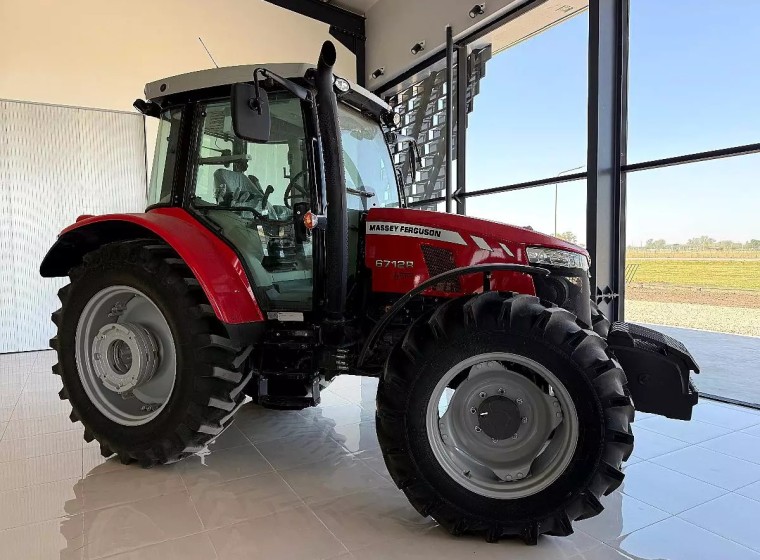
[{"x1": 421, "y1": 244, "x2": 460, "y2": 292}]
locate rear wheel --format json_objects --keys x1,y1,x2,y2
[
  {"x1": 51, "y1": 240, "x2": 252, "y2": 466},
  {"x1": 376, "y1": 293, "x2": 633, "y2": 543}
]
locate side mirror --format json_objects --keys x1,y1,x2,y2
[{"x1": 231, "y1": 83, "x2": 270, "y2": 143}]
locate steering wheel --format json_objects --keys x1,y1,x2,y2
[{"x1": 283, "y1": 170, "x2": 309, "y2": 209}]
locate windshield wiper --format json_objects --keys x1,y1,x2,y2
[{"x1": 347, "y1": 187, "x2": 375, "y2": 198}]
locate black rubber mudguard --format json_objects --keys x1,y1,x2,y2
[{"x1": 607, "y1": 322, "x2": 699, "y2": 421}]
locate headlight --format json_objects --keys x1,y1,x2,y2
[
  {"x1": 526, "y1": 247, "x2": 590, "y2": 271},
  {"x1": 334, "y1": 77, "x2": 351, "y2": 93}
]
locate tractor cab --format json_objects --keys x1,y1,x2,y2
[{"x1": 142, "y1": 60, "x2": 402, "y2": 313}]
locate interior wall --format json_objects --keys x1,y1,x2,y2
[
  {"x1": 0, "y1": 0, "x2": 355, "y2": 112},
  {"x1": 0, "y1": 101, "x2": 147, "y2": 353},
  {"x1": 0, "y1": 0, "x2": 355, "y2": 178}
]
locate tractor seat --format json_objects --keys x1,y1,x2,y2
[{"x1": 213, "y1": 169, "x2": 291, "y2": 220}]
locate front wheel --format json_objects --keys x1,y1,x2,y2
[{"x1": 376, "y1": 293, "x2": 634, "y2": 544}]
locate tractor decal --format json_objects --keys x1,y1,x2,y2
[{"x1": 366, "y1": 221, "x2": 467, "y2": 245}]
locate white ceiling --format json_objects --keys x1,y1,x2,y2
[{"x1": 330, "y1": 0, "x2": 380, "y2": 16}]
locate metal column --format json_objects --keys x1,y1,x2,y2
[
  {"x1": 586, "y1": 0, "x2": 629, "y2": 321},
  {"x1": 455, "y1": 43, "x2": 468, "y2": 215},
  {"x1": 444, "y1": 25, "x2": 454, "y2": 213}
]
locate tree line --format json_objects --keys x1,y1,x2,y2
[{"x1": 633, "y1": 237, "x2": 760, "y2": 251}]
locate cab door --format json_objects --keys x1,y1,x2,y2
[{"x1": 188, "y1": 93, "x2": 314, "y2": 311}]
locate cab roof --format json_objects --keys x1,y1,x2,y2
[{"x1": 144, "y1": 63, "x2": 390, "y2": 112}]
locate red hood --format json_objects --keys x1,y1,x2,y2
[{"x1": 367, "y1": 207, "x2": 588, "y2": 257}]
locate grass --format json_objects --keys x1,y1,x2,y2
[{"x1": 627, "y1": 258, "x2": 760, "y2": 291}]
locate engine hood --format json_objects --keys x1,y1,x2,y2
[
  {"x1": 366, "y1": 207, "x2": 588, "y2": 257},
  {"x1": 364, "y1": 207, "x2": 588, "y2": 298}
]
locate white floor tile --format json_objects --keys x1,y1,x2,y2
[
  {"x1": 743, "y1": 424, "x2": 760, "y2": 438},
  {"x1": 679, "y1": 493, "x2": 760, "y2": 553},
  {"x1": 611, "y1": 516, "x2": 760, "y2": 560},
  {"x1": 631, "y1": 426, "x2": 690, "y2": 459},
  {"x1": 0, "y1": 515, "x2": 84, "y2": 560},
  {"x1": 188, "y1": 470, "x2": 301, "y2": 529},
  {"x1": 279, "y1": 455, "x2": 392, "y2": 504},
  {"x1": 177, "y1": 444, "x2": 272, "y2": 492},
  {"x1": 2, "y1": 412, "x2": 81, "y2": 440},
  {"x1": 311, "y1": 487, "x2": 438, "y2": 551},
  {"x1": 576, "y1": 491, "x2": 670, "y2": 543},
  {"x1": 0, "y1": 478, "x2": 81, "y2": 531},
  {"x1": 692, "y1": 401, "x2": 760, "y2": 430},
  {"x1": 621, "y1": 461, "x2": 726, "y2": 513},
  {"x1": 100, "y1": 533, "x2": 218, "y2": 560},
  {"x1": 353, "y1": 529, "x2": 599, "y2": 560},
  {"x1": 700, "y1": 431, "x2": 760, "y2": 464},
  {"x1": 235, "y1": 407, "x2": 330, "y2": 443},
  {"x1": 2, "y1": 350, "x2": 759, "y2": 560},
  {"x1": 737, "y1": 480, "x2": 760, "y2": 502},
  {"x1": 300, "y1": 403, "x2": 369, "y2": 428},
  {"x1": 0, "y1": 429, "x2": 83, "y2": 463},
  {"x1": 255, "y1": 431, "x2": 352, "y2": 470},
  {"x1": 652, "y1": 446, "x2": 760, "y2": 490},
  {"x1": 0, "y1": 449, "x2": 81, "y2": 491},
  {"x1": 330, "y1": 421, "x2": 380, "y2": 455},
  {"x1": 83, "y1": 490, "x2": 203, "y2": 559},
  {"x1": 80, "y1": 465, "x2": 186, "y2": 512},
  {"x1": 207, "y1": 506, "x2": 346, "y2": 560},
  {"x1": 634, "y1": 416, "x2": 731, "y2": 444},
  {"x1": 568, "y1": 543, "x2": 634, "y2": 560},
  {"x1": 0, "y1": 406, "x2": 13, "y2": 423}
]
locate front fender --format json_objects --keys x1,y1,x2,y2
[{"x1": 40, "y1": 207, "x2": 264, "y2": 324}]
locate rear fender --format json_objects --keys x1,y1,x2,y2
[{"x1": 39, "y1": 207, "x2": 264, "y2": 324}]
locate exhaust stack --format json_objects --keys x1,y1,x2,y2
[{"x1": 314, "y1": 41, "x2": 349, "y2": 343}]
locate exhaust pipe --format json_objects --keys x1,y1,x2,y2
[{"x1": 314, "y1": 41, "x2": 349, "y2": 343}]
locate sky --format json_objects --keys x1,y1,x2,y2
[{"x1": 463, "y1": 0, "x2": 760, "y2": 246}]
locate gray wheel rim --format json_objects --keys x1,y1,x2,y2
[
  {"x1": 425, "y1": 352, "x2": 579, "y2": 499},
  {"x1": 75, "y1": 285, "x2": 177, "y2": 426}
]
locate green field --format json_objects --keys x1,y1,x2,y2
[{"x1": 627, "y1": 258, "x2": 760, "y2": 291}]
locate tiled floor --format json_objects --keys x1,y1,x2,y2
[{"x1": 2, "y1": 351, "x2": 760, "y2": 559}]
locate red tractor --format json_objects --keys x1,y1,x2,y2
[{"x1": 41, "y1": 42, "x2": 698, "y2": 544}]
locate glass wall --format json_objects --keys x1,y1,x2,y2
[
  {"x1": 628, "y1": 0, "x2": 760, "y2": 163},
  {"x1": 466, "y1": 12, "x2": 588, "y2": 191},
  {"x1": 625, "y1": 0, "x2": 760, "y2": 405},
  {"x1": 466, "y1": 180, "x2": 587, "y2": 246}
]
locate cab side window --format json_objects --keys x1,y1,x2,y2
[{"x1": 189, "y1": 94, "x2": 313, "y2": 310}]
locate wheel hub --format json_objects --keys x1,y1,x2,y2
[
  {"x1": 429, "y1": 356, "x2": 578, "y2": 499},
  {"x1": 478, "y1": 396, "x2": 521, "y2": 440},
  {"x1": 91, "y1": 321, "x2": 159, "y2": 394}
]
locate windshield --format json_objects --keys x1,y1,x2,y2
[{"x1": 337, "y1": 104, "x2": 401, "y2": 210}]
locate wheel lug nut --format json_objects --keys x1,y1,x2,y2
[
  {"x1": 479, "y1": 392, "x2": 486, "y2": 398},
  {"x1": 470, "y1": 407, "x2": 477, "y2": 414},
  {"x1": 505, "y1": 474, "x2": 513, "y2": 481},
  {"x1": 475, "y1": 426, "x2": 482, "y2": 432},
  {"x1": 512, "y1": 434, "x2": 518, "y2": 439},
  {"x1": 498, "y1": 388, "x2": 505, "y2": 395},
  {"x1": 556, "y1": 412, "x2": 562, "y2": 418},
  {"x1": 516, "y1": 472, "x2": 524, "y2": 480},
  {"x1": 516, "y1": 398, "x2": 523, "y2": 404},
  {"x1": 522, "y1": 417, "x2": 528, "y2": 424},
  {"x1": 491, "y1": 438, "x2": 497, "y2": 443}
]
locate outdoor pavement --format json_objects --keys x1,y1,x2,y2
[{"x1": 642, "y1": 323, "x2": 760, "y2": 408}]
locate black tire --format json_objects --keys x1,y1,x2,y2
[
  {"x1": 376, "y1": 292, "x2": 634, "y2": 544},
  {"x1": 590, "y1": 300, "x2": 611, "y2": 339},
  {"x1": 50, "y1": 240, "x2": 252, "y2": 467}
]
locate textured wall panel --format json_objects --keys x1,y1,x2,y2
[{"x1": 0, "y1": 100, "x2": 146, "y2": 353}]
